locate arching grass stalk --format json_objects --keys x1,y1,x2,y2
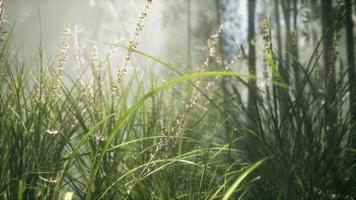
[{"x1": 85, "y1": 71, "x2": 277, "y2": 199}]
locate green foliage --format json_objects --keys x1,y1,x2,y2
[
  {"x1": 221, "y1": 22, "x2": 356, "y2": 199},
  {"x1": 2, "y1": 2, "x2": 356, "y2": 199},
  {"x1": 0, "y1": 24, "x2": 264, "y2": 199}
]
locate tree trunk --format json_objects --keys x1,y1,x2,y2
[
  {"x1": 345, "y1": 0, "x2": 356, "y2": 148},
  {"x1": 248, "y1": 0, "x2": 257, "y2": 114},
  {"x1": 275, "y1": 0, "x2": 283, "y2": 62},
  {"x1": 282, "y1": 0, "x2": 291, "y2": 84},
  {"x1": 292, "y1": 0, "x2": 301, "y2": 94},
  {"x1": 321, "y1": 0, "x2": 337, "y2": 141}
]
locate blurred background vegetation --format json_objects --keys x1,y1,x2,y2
[{"x1": 1, "y1": 0, "x2": 356, "y2": 199}]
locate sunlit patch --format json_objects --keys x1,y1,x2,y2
[
  {"x1": 46, "y1": 129, "x2": 58, "y2": 135},
  {"x1": 89, "y1": 0, "x2": 96, "y2": 8}
]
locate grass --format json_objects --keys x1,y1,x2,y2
[
  {"x1": 220, "y1": 19, "x2": 356, "y2": 200},
  {"x1": 1, "y1": 1, "x2": 356, "y2": 199},
  {"x1": 0, "y1": 19, "x2": 266, "y2": 199}
]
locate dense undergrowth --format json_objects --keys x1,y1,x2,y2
[
  {"x1": 0, "y1": 20, "x2": 266, "y2": 200},
  {"x1": 221, "y1": 19, "x2": 356, "y2": 200},
  {"x1": 1, "y1": 1, "x2": 356, "y2": 200}
]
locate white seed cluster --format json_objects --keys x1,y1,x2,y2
[
  {"x1": 112, "y1": 0, "x2": 154, "y2": 101},
  {"x1": 34, "y1": 67, "x2": 49, "y2": 105},
  {"x1": 92, "y1": 45, "x2": 101, "y2": 92},
  {"x1": 291, "y1": 30, "x2": 297, "y2": 47},
  {"x1": 53, "y1": 24, "x2": 71, "y2": 101},
  {"x1": 175, "y1": 26, "x2": 222, "y2": 138},
  {"x1": 58, "y1": 24, "x2": 71, "y2": 76},
  {"x1": 261, "y1": 19, "x2": 270, "y2": 80},
  {"x1": 74, "y1": 26, "x2": 85, "y2": 84}
]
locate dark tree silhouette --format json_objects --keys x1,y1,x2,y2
[
  {"x1": 247, "y1": 0, "x2": 257, "y2": 114},
  {"x1": 274, "y1": 0, "x2": 283, "y2": 62},
  {"x1": 292, "y1": 0, "x2": 301, "y2": 93},
  {"x1": 282, "y1": 0, "x2": 292, "y2": 84},
  {"x1": 345, "y1": 0, "x2": 356, "y2": 148},
  {"x1": 321, "y1": 0, "x2": 337, "y2": 139}
]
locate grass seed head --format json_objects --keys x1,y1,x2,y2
[
  {"x1": 112, "y1": 0, "x2": 154, "y2": 101},
  {"x1": 53, "y1": 24, "x2": 71, "y2": 101}
]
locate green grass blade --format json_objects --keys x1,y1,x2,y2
[
  {"x1": 86, "y1": 71, "x2": 253, "y2": 199},
  {"x1": 222, "y1": 158, "x2": 268, "y2": 200}
]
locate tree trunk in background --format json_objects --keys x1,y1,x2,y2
[
  {"x1": 282, "y1": 0, "x2": 291, "y2": 85},
  {"x1": 275, "y1": 0, "x2": 291, "y2": 122},
  {"x1": 310, "y1": 0, "x2": 319, "y2": 47},
  {"x1": 215, "y1": 0, "x2": 242, "y2": 162},
  {"x1": 345, "y1": 0, "x2": 356, "y2": 148},
  {"x1": 215, "y1": 0, "x2": 241, "y2": 60},
  {"x1": 275, "y1": 0, "x2": 283, "y2": 62},
  {"x1": 321, "y1": 0, "x2": 337, "y2": 141},
  {"x1": 292, "y1": 0, "x2": 298, "y2": 28},
  {"x1": 292, "y1": 0, "x2": 301, "y2": 94},
  {"x1": 247, "y1": 0, "x2": 257, "y2": 115}
]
